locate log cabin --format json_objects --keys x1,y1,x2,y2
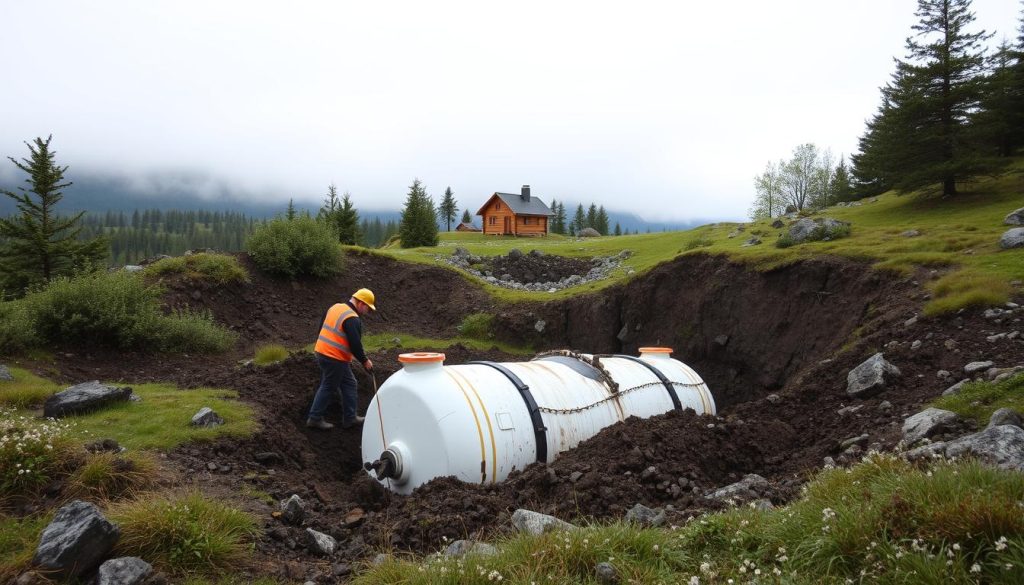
[{"x1": 475, "y1": 185, "x2": 553, "y2": 236}]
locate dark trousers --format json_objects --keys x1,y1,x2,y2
[{"x1": 307, "y1": 353, "x2": 358, "y2": 423}]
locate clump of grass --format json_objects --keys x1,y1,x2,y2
[
  {"x1": 684, "y1": 235, "x2": 713, "y2": 250},
  {"x1": 0, "y1": 409, "x2": 80, "y2": 499},
  {"x1": 0, "y1": 514, "x2": 52, "y2": 582},
  {"x1": 66, "y1": 451, "x2": 157, "y2": 501},
  {"x1": 111, "y1": 492, "x2": 259, "y2": 575},
  {"x1": 144, "y1": 253, "x2": 249, "y2": 285},
  {"x1": 361, "y1": 332, "x2": 532, "y2": 356},
  {"x1": 933, "y1": 373, "x2": 1024, "y2": 425},
  {"x1": 252, "y1": 344, "x2": 288, "y2": 366},
  {"x1": 458, "y1": 313, "x2": 494, "y2": 340},
  {"x1": 924, "y1": 269, "x2": 1013, "y2": 316},
  {"x1": 0, "y1": 366, "x2": 61, "y2": 408}
]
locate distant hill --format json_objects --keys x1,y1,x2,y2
[{"x1": 0, "y1": 173, "x2": 717, "y2": 233}]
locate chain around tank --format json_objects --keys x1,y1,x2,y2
[{"x1": 535, "y1": 380, "x2": 704, "y2": 414}]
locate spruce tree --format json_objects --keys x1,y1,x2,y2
[
  {"x1": 399, "y1": 179, "x2": 439, "y2": 248},
  {"x1": 0, "y1": 136, "x2": 107, "y2": 294},
  {"x1": 572, "y1": 204, "x2": 586, "y2": 234},
  {"x1": 286, "y1": 198, "x2": 297, "y2": 220},
  {"x1": 613, "y1": 222, "x2": 622, "y2": 236},
  {"x1": 461, "y1": 209, "x2": 472, "y2": 224},
  {"x1": 586, "y1": 204, "x2": 598, "y2": 230},
  {"x1": 555, "y1": 202, "x2": 567, "y2": 235},
  {"x1": 438, "y1": 187, "x2": 458, "y2": 231},
  {"x1": 595, "y1": 206, "x2": 610, "y2": 235}
]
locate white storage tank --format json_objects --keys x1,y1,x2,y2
[{"x1": 361, "y1": 348, "x2": 715, "y2": 494}]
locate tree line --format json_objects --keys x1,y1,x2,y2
[{"x1": 751, "y1": 0, "x2": 1023, "y2": 218}]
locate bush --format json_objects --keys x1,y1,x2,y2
[
  {"x1": 253, "y1": 344, "x2": 289, "y2": 366},
  {"x1": 111, "y1": 493, "x2": 259, "y2": 574},
  {"x1": 0, "y1": 409, "x2": 79, "y2": 499},
  {"x1": 157, "y1": 309, "x2": 237, "y2": 353},
  {"x1": 458, "y1": 313, "x2": 494, "y2": 339},
  {"x1": 0, "y1": 301, "x2": 38, "y2": 353},
  {"x1": 246, "y1": 216, "x2": 343, "y2": 278},
  {"x1": 144, "y1": 253, "x2": 249, "y2": 285}
]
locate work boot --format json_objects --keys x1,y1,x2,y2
[
  {"x1": 342, "y1": 416, "x2": 365, "y2": 429},
  {"x1": 306, "y1": 418, "x2": 334, "y2": 430}
]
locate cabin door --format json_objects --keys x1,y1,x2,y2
[{"x1": 503, "y1": 216, "x2": 511, "y2": 235}]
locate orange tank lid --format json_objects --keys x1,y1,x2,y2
[
  {"x1": 398, "y1": 352, "x2": 446, "y2": 363},
  {"x1": 638, "y1": 347, "x2": 673, "y2": 354}
]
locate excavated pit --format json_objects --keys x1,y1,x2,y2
[{"x1": 48, "y1": 250, "x2": 1003, "y2": 578}]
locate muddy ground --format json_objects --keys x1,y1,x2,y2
[{"x1": 23, "y1": 250, "x2": 1024, "y2": 582}]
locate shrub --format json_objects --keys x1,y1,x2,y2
[
  {"x1": 458, "y1": 313, "x2": 494, "y2": 339},
  {"x1": 0, "y1": 409, "x2": 79, "y2": 499},
  {"x1": 67, "y1": 452, "x2": 157, "y2": 501},
  {"x1": 246, "y1": 216, "x2": 343, "y2": 278},
  {"x1": 10, "y1": 271, "x2": 235, "y2": 353},
  {"x1": 253, "y1": 344, "x2": 289, "y2": 366},
  {"x1": 112, "y1": 493, "x2": 259, "y2": 574},
  {"x1": 0, "y1": 301, "x2": 36, "y2": 353},
  {"x1": 684, "y1": 236, "x2": 713, "y2": 250},
  {"x1": 145, "y1": 253, "x2": 249, "y2": 285}
]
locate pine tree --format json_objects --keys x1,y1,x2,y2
[
  {"x1": 0, "y1": 136, "x2": 107, "y2": 294},
  {"x1": 830, "y1": 156, "x2": 855, "y2": 202},
  {"x1": 613, "y1": 222, "x2": 622, "y2": 236},
  {"x1": 976, "y1": 32, "x2": 1024, "y2": 157},
  {"x1": 555, "y1": 202, "x2": 567, "y2": 235},
  {"x1": 438, "y1": 187, "x2": 458, "y2": 231},
  {"x1": 461, "y1": 209, "x2": 472, "y2": 224},
  {"x1": 572, "y1": 204, "x2": 586, "y2": 234},
  {"x1": 586, "y1": 204, "x2": 598, "y2": 230},
  {"x1": 399, "y1": 179, "x2": 439, "y2": 248},
  {"x1": 595, "y1": 205, "x2": 610, "y2": 235}
]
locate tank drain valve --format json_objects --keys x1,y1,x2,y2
[{"x1": 364, "y1": 449, "x2": 401, "y2": 481}]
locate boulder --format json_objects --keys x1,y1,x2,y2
[
  {"x1": 32, "y1": 500, "x2": 120, "y2": 579},
  {"x1": 595, "y1": 562, "x2": 619, "y2": 585},
  {"x1": 788, "y1": 217, "x2": 849, "y2": 243},
  {"x1": 1004, "y1": 207, "x2": 1024, "y2": 226},
  {"x1": 190, "y1": 407, "x2": 224, "y2": 427},
  {"x1": 902, "y1": 408, "x2": 960, "y2": 445},
  {"x1": 846, "y1": 353, "x2": 901, "y2": 398},
  {"x1": 705, "y1": 474, "x2": 768, "y2": 502},
  {"x1": 507, "y1": 248, "x2": 523, "y2": 260},
  {"x1": 964, "y1": 361, "x2": 994, "y2": 376},
  {"x1": 0, "y1": 364, "x2": 13, "y2": 381},
  {"x1": 578, "y1": 227, "x2": 601, "y2": 238},
  {"x1": 305, "y1": 528, "x2": 336, "y2": 556},
  {"x1": 942, "y1": 379, "x2": 971, "y2": 396},
  {"x1": 771, "y1": 219, "x2": 785, "y2": 229},
  {"x1": 97, "y1": 557, "x2": 153, "y2": 585},
  {"x1": 43, "y1": 381, "x2": 133, "y2": 418},
  {"x1": 444, "y1": 540, "x2": 498, "y2": 558},
  {"x1": 944, "y1": 425, "x2": 1024, "y2": 471},
  {"x1": 1000, "y1": 228, "x2": 1024, "y2": 249},
  {"x1": 989, "y1": 408, "x2": 1023, "y2": 429},
  {"x1": 510, "y1": 509, "x2": 576, "y2": 535},
  {"x1": 901, "y1": 229, "x2": 921, "y2": 237},
  {"x1": 623, "y1": 503, "x2": 666, "y2": 527},
  {"x1": 741, "y1": 237, "x2": 762, "y2": 247},
  {"x1": 280, "y1": 495, "x2": 305, "y2": 525}
]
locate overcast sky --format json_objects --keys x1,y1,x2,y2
[{"x1": 1, "y1": 1, "x2": 1019, "y2": 221}]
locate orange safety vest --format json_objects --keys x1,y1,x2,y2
[{"x1": 314, "y1": 303, "x2": 358, "y2": 362}]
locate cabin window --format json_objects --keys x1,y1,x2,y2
[
  {"x1": 489, "y1": 216, "x2": 496, "y2": 225},
  {"x1": 522, "y1": 217, "x2": 531, "y2": 225},
  {"x1": 496, "y1": 202, "x2": 501, "y2": 210}
]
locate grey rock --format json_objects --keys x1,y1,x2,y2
[
  {"x1": 902, "y1": 408, "x2": 960, "y2": 445},
  {"x1": 771, "y1": 219, "x2": 785, "y2": 229},
  {"x1": 280, "y1": 494, "x2": 305, "y2": 525},
  {"x1": 578, "y1": 227, "x2": 601, "y2": 238},
  {"x1": 878, "y1": 400, "x2": 893, "y2": 410},
  {"x1": 942, "y1": 379, "x2": 971, "y2": 396},
  {"x1": 1004, "y1": 207, "x2": 1024, "y2": 226},
  {"x1": 1000, "y1": 228, "x2": 1024, "y2": 249},
  {"x1": 452, "y1": 246, "x2": 470, "y2": 258},
  {"x1": 846, "y1": 353, "x2": 901, "y2": 398},
  {"x1": 190, "y1": 407, "x2": 224, "y2": 427},
  {"x1": 964, "y1": 361, "x2": 994, "y2": 375},
  {"x1": 43, "y1": 381, "x2": 133, "y2": 418},
  {"x1": 0, "y1": 364, "x2": 13, "y2": 381},
  {"x1": 989, "y1": 408, "x2": 1023, "y2": 429},
  {"x1": 254, "y1": 451, "x2": 282, "y2": 464},
  {"x1": 713, "y1": 334, "x2": 729, "y2": 347},
  {"x1": 911, "y1": 340, "x2": 922, "y2": 350},
  {"x1": 936, "y1": 370, "x2": 951, "y2": 379},
  {"x1": 904, "y1": 316, "x2": 919, "y2": 327},
  {"x1": 507, "y1": 248, "x2": 523, "y2": 260},
  {"x1": 444, "y1": 540, "x2": 498, "y2": 558},
  {"x1": 837, "y1": 404, "x2": 864, "y2": 415},
  {"x1": 705, "y1": 474, "x2": 768, "y2": 502},
  {"x1": 595, "y1": 562, "x2": 619, "y2": 585},
  {"x1": 534, "y1": 320, "x2": 546, "y2": 333},
  {"x1": 510, "y1": 509, "x2": 576, "y2": 535},
  {"x1": 944, "y1": 425, "x2": 1024, "y2": 471},
  {"x1": 305, "y1": 528, "x2": 336, "y2": 556},
  {"x1": 97, "y1": 557, "x2": 153, "y2": 585},
  {"x1": 624, "y1": 503, "x2": 666, "y2": 527},
  {"x1": 901, "y1": 229, "x2": 921, "y2": 238},
  {"x1": 840, "y1": 434, "x2": 869, "y2": 450},
  {"x1": 122, "y1": 264, "x2": 145, "y2": 273},
  {"x1": 740, "y1": 236, "x2": 762, "y2": 247},
  {"x1": 944, "y1": 339, "x2": 958, "y2": 350},
  {"x1": 32, "y1": 500, "x2": 120, "y2": 579},
  {"x1": 751, "y1": 499, "x2": 774, "y2": 511},
  {"x1": 788, "y1": 217, "x2": 849, "y2": 243},
  {"x1": 766, "y1": 393, "x2": 782, "y2": 404},
  {"x1": 569, "y1": 471, "x2": 584, "y2": 483}
]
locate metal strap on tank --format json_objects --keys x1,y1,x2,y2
[
  {"x1": 468, "y1": 361, "x2": 548, "y2": 463},
  {"x1": 613, "y1": 355, "x2": 682, "y2": 411}
]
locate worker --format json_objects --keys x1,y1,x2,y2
[{"x1": 306, "y1": 288, "x2": 376, "y2": 430}]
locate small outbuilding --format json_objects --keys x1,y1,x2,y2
[
  {"x1": 476, "y1": 185, "x2": 553, "y2": 236},
  {"x1": 455, "y1": 222, "x2": 482, "y2": 232}
]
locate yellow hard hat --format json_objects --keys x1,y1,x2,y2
[{"x1": 352, "y1": 288, "x2": 377, "y2": 311}]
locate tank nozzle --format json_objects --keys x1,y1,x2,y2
[{"x1": 364, "y1": 450, "x2": 401, "y2": 481}]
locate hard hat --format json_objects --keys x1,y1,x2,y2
[{"x1": 352, "y1": 288, "x2": 377, "y2": 311}]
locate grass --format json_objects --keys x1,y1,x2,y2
[
  {"x1": 371, "y1": 161, "x2": 1024, "y2": 312},
  {"x1": 0, "y1": 366, "x2": 62, "y2": 408},
  {"x1": 110, "y1": 492, "x2": 259, "y2": 575},
  {"x1": 457, "y1": 313, "x2": 494, "y2": 340},
  {"x1": 353, "y1": 455, "x2": 1024, "y2": 584},
  {"x1": 144, "y1": 253, "x2": 249, "y2": 285},
  {"x1": 252, "y1": 344, "x2": 289, "y2": 366},
  {"x1": 66, "y1": 451, "x2": 158, "y2": 501},
  {"x1": 56, "y1": 382, "x2": 258, "y2": 451},
  {"x1": 933, "y1": 373, "x2": 1024, "y2": 426},
  {"x1": 0, "y1": 513, "x2": 52, "y2": 582},
  {"x1": 360, "y1": 332, "x2": 533, "y2": 356}
]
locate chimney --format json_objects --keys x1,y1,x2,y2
[{"x1": 521, "y1": 185, "x2": 531, "y2": 202}]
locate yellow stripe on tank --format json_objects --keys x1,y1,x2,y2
[
  {"x1": 451, "y1": 368, "x2": 498, "y2": 484},
  {"x1": 444, "y1": 370, "x2": 487, "y2": 483}
]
